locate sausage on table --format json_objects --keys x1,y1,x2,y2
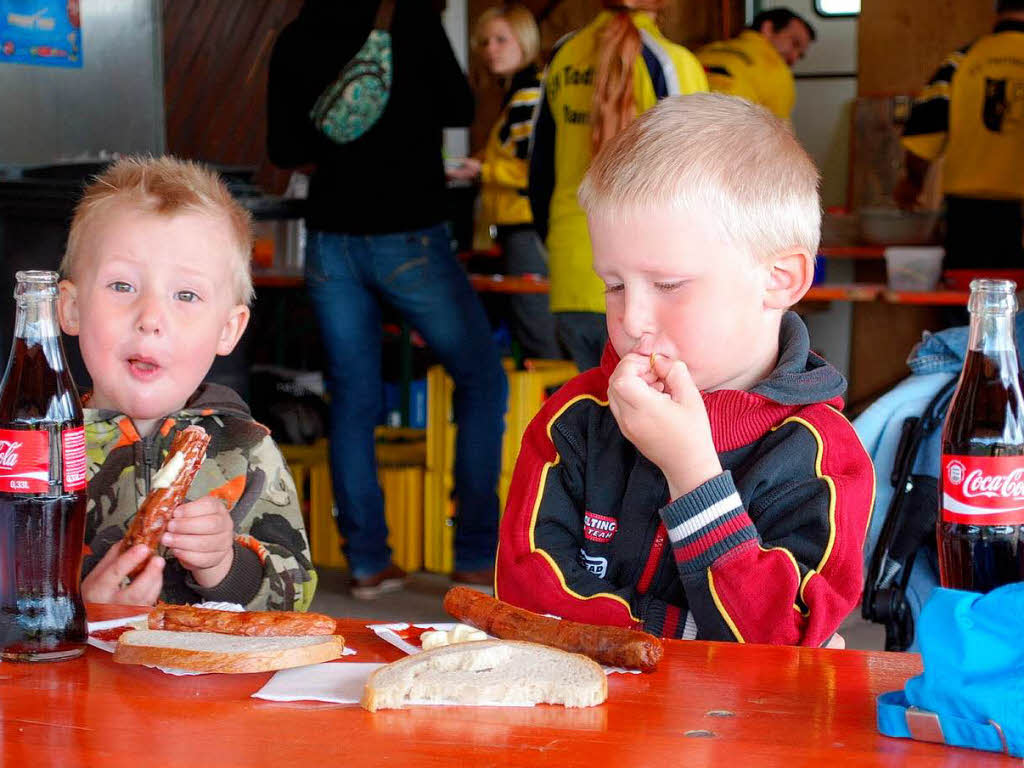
[{"x1": 443, "y1": 586, "x2": 664, "y2": 671}]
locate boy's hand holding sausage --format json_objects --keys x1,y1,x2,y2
[
  {"x1": 608, "y1": 352, "x2": 723, "y2": 500},
  {"x1": 162, "y1": 497, "x2": 235, "y2": 588}
]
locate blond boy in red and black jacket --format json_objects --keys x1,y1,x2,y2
[{"x1": 496, "y1": 94, "x2": 874, "y2": 646}]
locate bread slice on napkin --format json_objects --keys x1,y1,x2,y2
[
  {"x1": 361, "y1": 639, "x2": 607, "y2": 711},
  {"x1": 113, "y1": 629, "x2": 345, "y2": 673}
]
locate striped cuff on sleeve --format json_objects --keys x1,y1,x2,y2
[
  {"x1": 659, "y1": 471, "x2": 758, "y2": 574},
  {"x1": 635, "y1": 596, "x2": 686, "y2": 639}
]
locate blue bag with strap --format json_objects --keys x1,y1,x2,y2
[
  {"x1": 877, "y1": 583, "x2": 1024, "y2": 757},
  {"x1": 309, "y1": 0, "x2": 395, "y2": 145}
]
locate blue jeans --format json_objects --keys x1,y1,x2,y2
[{"x1": 305, "y1": 224, "x2": 508, "y2": 577}]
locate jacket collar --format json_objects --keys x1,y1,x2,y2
[{"x1": 84, "y1": 382, "x2": 252, "y2": 430}]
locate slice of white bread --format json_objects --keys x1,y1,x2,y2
[
  {"x1": 113, "y1": 629, "x2": 345, "y2": 673},
  {"x1": 361, "y1": 639, "x2": 607, "y2": 711}
]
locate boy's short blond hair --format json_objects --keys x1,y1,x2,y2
[
  {"x1": 62, "y1": 155, "x2": 254, "y2": 305},
  {"x1": 579, "y1": 93, "x2": 821, "y2": 263},
  {"x1": 473, "y1": 4, "x2": 540, "y2": 66}
]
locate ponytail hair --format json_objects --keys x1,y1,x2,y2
[{"x1": 591, "y1": 0, "x2": 666, "y2": 156}]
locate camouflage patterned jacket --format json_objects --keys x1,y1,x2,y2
[{"x1": 82, "y1": 383, "x2": 317, "y2": 611}]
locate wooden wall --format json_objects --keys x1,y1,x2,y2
[
  {"x1": 858, "y1": 0, "x2": 995, "y2": 95},
  {"x1": 163, "y1": 1, "x2": 744, "y2": 182},
  {"x1": 847, "y1": 0, "x2": 996, "y2": 410},
  {"x1": 163, "y1": 0, "x2": 302, "y2": 193}
]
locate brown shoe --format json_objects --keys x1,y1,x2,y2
[
  {"x1": 350, "y1": 563, "x2": 407, "y2": 600},
  {"x1": 450, "y1": 567, "x2": 494, "y2": 590}
]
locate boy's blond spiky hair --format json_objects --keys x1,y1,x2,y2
[
  {"x1": 62, "y1": 155, "x2": 254, "y2": 305},
  {"x1": 579, "y1": 93, "x2": 821, "y2": 263}
]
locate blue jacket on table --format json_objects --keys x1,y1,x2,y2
[{"x1": 496, "y1": 312, "x2": 875, "y2": 646}]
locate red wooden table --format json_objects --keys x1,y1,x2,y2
[{"x1": 0, "y1": 604, "x2": 1013, "y2": 767}]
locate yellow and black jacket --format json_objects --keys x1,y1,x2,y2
[
  {"x1": 903, "y1": 19, "x2": 1024, "y2": 200},
  {"x1": 697, "y1": 30, "x2": 795, "y2": 121},
  {"x1": 528, "y1": 10, "x2": 707, "y2": 315},
  {"x1": 479, "y1": 65, "x2": 541, "y2": 229},
  {"x1": 496, "y1": 313, "x2": 873, "y2": 644}
]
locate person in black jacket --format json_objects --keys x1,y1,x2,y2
[{"x1": 268, "y1": 0, "x2": 508, "y2": 597}]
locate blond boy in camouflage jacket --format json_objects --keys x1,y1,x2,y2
[{"x1": 82, "y1": 383, "x2": 316, "y2": 611}]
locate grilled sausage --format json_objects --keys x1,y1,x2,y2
[
  {"x1": 121, "y1": 425, "x2": 211, "y2": 575},
  {"x1": 148, "y1": 603, "x2": 338, "y2": 636},
  {"x1": 443, "y1": 586, "x2": 663, "y2": 671}
]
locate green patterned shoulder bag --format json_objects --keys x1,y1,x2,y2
[{"x1": 310, "y1": 0, "x2": 396, "y2": 144}]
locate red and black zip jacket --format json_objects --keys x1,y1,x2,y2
[{"x1": 495, "y1": 312, "x2": 875, "y2": 645}]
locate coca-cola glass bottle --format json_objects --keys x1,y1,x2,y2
[
  {"x1": 939, "y1": 278, "x2": 1024, "y2": 592},
  {"x1": 0, "y1": 271, "x2": 87, "y2": 661}
]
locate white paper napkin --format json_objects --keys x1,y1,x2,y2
[{"x1": 252, "y1": 662, "x2": 383, "y2": 703}]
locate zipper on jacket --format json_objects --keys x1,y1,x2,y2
[
  {"x1": 636, "y1": 523, "x2": 668, "y2": 595},
  {"x1": 141, "y1": 434, "x2": 158, "y2": 496}
]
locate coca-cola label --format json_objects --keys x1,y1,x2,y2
[
  {"x1": 941, "y1": 454, "x2": 1024, "y2": 524},
  {"x1": 61, "y1": 427, "x2": 86, "y2": 491},
  {"x1": 0, "y1": 428, "x2": 50, "y2": 493}
]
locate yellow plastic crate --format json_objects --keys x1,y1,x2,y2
[
  {"x1": 308, "y1": 463, "x2": 424, "y2": 573},
  {"x1": 422, "y1": 469, "x2": 513, "y2": 575},
  {"x1": 375, "y1": 426, "x2": 427, "y2": 466},
  {"x1": 282, "y1": 431, "x2": 426, "y2": 573},
  {"x1": 423, "y1": 468, "x2": 455, "y2": 573},
  {"x1": 426, "y1": 365, "x2": 455, "y2": 472},
  {"x1": 422, "y1": 359, "x2": 576, "y2": 573},
  {"x1": 502, "y1": 359, "x2": 578, "y2": 475},
  {"x1": 426, "y1": 359, "x2": 577, "y2": 477}
]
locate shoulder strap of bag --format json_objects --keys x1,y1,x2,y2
[
  {"x1": 374, "y1": 0, "x2": 396, "y2": 31},
  {"x1": 862, "y1": 376, "x2": 957, "y2": 651}
]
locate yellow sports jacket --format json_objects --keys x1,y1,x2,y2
[
  {"x1": 697, "y1": 30, "x2": 795, "y2": 120},
  {"x1": 528, "y1": 11, "x2": 707, "y2": 314},
  {"x1": 902, "y1": 19, "x2": 1024, "y2": 200},
  {"x1": 479, "y1": 65, "x2": 541, "y2": 228}
]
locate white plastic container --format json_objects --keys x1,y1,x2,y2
[{"x1": 884, "y1": 246, "x2": 945, "y2": 292}]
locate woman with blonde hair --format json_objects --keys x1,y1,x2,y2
[
  {"x1": 528, "y1": 1, "x2": 707, "y2": 371},
  {"x1": 449, "y1": 4, "x2": 560, "y2": 359}
]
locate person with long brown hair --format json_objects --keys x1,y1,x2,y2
[{"x1": 529, "y1": 1, "x2": 707, "y2": 371}]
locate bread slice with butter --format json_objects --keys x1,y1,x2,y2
[
  {"x1": 361, "y1": 639, "x2": 607, "y2": 711},
  {"x1": 113, "y1": 629, "x2": 345, "y2": 673}
]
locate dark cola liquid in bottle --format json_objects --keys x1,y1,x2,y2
[
  {"x1": 939, "y1": 278, "x2": 1024, "y2": 592},
  {"x1": 0, "y1": 271, "x2": 88, "y2": 661}
]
